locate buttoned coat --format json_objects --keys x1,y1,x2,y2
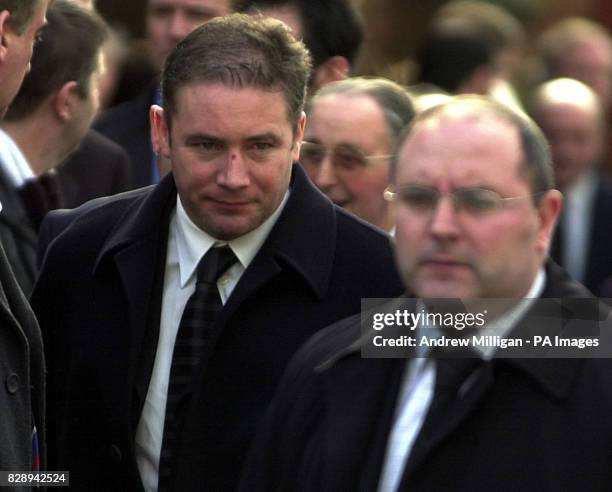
[{"x1": 0, "y1": 239, "x2": 45, "y2": 480}]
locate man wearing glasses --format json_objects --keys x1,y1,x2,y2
[
  {"x1": 241, "y1": 96, "x2": 612, "y2": 491},
  {"x1": 300, "y1": 77, "x2": 414, "y2": 232}
]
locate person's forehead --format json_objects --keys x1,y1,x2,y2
[
  {"x1": 415, "y1": 109, "x2": 516, "y2": 142},
  {"x1": 172, "y1": 82, "x2": 293, "y2": 122},
  {"x1": 309, "y1": 93, "x2": 387, "y2": 133},
  {"x1": 399, "y1": 112, "x2": 522, "y2": 176},
  {"x1": 537, "y1": 99, "x2": 599, "y2": 127}
]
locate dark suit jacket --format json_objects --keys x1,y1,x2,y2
[
  {"x1": 31, "y1": 164, "x2": 404, "y2": 491},
  {"x1": 552, "y1": 174, "x2": 612, "y2": 295},
  {"x1": 94, "y1": 83, "x2": 157, "y2": 189},
  {"x1": 0, "y1": 167, "x2": 37, "y2": 295},
  {"x1": 241, "y1": 262, "x2": 612, "y2": 492},
  {"x1": 0, "y1": 239, "x2": 45, "y2": 479},
  {"x1": 56, "y1": 129, "x2": 131, "y2": 209}
]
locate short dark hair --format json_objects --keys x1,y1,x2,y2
[
  {"x1": 310, "y1": 77, "x2": 415, "y2": 150},
  {"x1": 0, "y1": 0, "x2": 40, "y2": 34},
  {"x1": 434, "y1": 1, "x2": 525, "y2": 59},
  {"x1": 233, "y1": 0, "x2": 363, "y2": 69},
  {"x1": 417, "y1": 23, "x2": 494, "y2": 93},
  {"x1": 162, "y1": 13, "x2": 311, "y2": 130},
  {"x1": 391, "y1": 95, "x2": 554, "y2": 201},
  {"x1": 5, "y1": 0, "x2": 107, "y2": 121}
]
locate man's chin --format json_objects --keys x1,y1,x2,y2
[
  {"x1": 415, "y1": 280, "x2": 477, "y2": 300},
  {"x1": 200, "y1": 218, "x2": 260, "y2": 241}
]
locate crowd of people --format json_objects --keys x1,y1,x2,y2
[{"x1": 1, "y1": 0, "x2": 612, "y2": 490}]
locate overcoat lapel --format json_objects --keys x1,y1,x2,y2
[
  {"x1": 320, "y1": 354, "x2": 404, "y2": 491},
  {"x1": 93, "y1": 176, "x2": 176, "y2": 414}
]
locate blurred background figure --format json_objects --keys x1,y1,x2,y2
[
  {"x1": 415, "y1": 0, "x2": 526, "y2": 112},
  {"x1": 416, "y1": 23, "x2": 496, "y2": 96},
  {"x1": 431, "y1": 0, "x2": 526, "y2": 110},
  {"x1": 55, "y1": 128, "x2": 130, "y2": 209},
  {"x1": 301, "y1": 77, "x2": 415, "y2": 232},
  {"x1": 94, "y1": 0, "x2": 232, "y2": 189},
  {"x1": 535, "y1": 18, "x2": 612, "y2": 111},
  {"x1": 533, "y1": 17, "x2": 612, "y2": 174},
  {"x1": 0, "y1": 0, "x2": 107, "y2": 294},
  {"x1": 530, "y1": 77, "x2": 612, "y2": 294},
  {"x1": 233, "y1": 0, "x2": 363, "y2": 94}
]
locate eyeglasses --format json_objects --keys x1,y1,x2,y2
[
  {"x1": 383, "y1": 184, "x2": 542, "y2": 216},
  {"x1": 299, "y1": 141, "x2": 392, "y2": 174}
]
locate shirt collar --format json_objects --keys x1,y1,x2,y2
[
  {"x1": 175, "y1": 190, "x2": 290, "y2": 287},
  {"x1": 416, "y1": 268, "x2": 546, "y2": 359},
  {"x1": 0, "y1": 128, "x2": 35, "y2": 187},
  {"x1": 474, "y1": 267, "x2": 546, "y2": 359}
]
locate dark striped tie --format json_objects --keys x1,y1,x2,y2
[{"x1": 158, "y1": 245, "x2": 237, "y2": 491}]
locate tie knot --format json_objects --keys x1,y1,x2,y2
[{"x1": 196, "y1": 245, "x2": 237, "y2": 285}]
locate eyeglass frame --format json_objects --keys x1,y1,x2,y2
[
  {"x1": 383, "y1": 184, "x2": 547, "y2": 216},
  {"x1": 299, "y1": 140, "x2": 393, "y2": 174}
]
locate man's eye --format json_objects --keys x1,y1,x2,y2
[
  {"x1": 186, "y1": 10, "x2": 214, "y2": 23},
  {"x1": 457, "y1": 190, "x2": 500, "y2": 213},
  {"x1": 402, "y1": 190, "x2": 437, "y2": 209},
  {"x1": 252, "y1": 142, "x2": 273, "y2": 151},
  {"x1": 192, "y1": 141, "x2": 224, "y2": 157},
  {"x1": 150, "y1": 7, "x2": 173, "y2": 18},
  {"x1": 199, "y1": 142, "x2": 217, "y2": 150},
  {"x1": 334, "y1": 150, "x2": 365, "y2": 170},
  {"x1": 246, "y1": 142, "x2": 275, "y2": 161}
]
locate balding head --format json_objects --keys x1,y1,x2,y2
[{"x1": 531, "y1": 78, "x2": 604, "y2": 190}]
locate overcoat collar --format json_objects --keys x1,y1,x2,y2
[
  {"x1": 313, "y1": 261, "x2": 594, "y2": 489},
  {"x1": 93, "y1": 163, "x2": 336, "y2": 301}
]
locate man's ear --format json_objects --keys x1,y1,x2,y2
[
  {"x1": 291, "y1": 111, "x2": 306, "y2": 162},
  {"x1": 150, "y1": 104, "x2": 171, "y2": 158},
  {"x1": 537, "y1": 189, "x2": 563, "y2": 255},
  {"x1": 54, "y1": 81, "x2": 80, "y2": 122},
  {"x1": 312, "y1": 56, "x2": 350, "y2": 92},
  {"x1": 0, "y1": 11, "x2": 13, "y2": 64}
]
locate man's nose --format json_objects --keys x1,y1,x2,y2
[
  {"x1": 217, "y1": 152, "x2": 250, "y2": 189},
  {"x1": 312, "y1": 155, "x2": 338, "y2": 191},
  {"x1": 429, "y1": 195, "x2": 460, "y2": 239},
  {"x1": 169, "y1": 13, "x2": 194, "y2": 42}
]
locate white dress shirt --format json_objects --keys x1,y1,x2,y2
[
  {"x1": 377, "y1": 270, "x2": 546, "y2": 492},
  {"x1": 562, "y1": 171, "x2": 597, "y2": 283},
  {"x1": 135, "y1": 192, "x2": 289, "y2": 491},
  {"x1": 0, "y1": 128, "x2": 35, "y2": 188}
]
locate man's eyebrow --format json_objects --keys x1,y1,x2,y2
[
  {"x1": 183, "y1": 133, "x2": 224, "y2": 144},
  {"x1": 244, "y1": 132, "x2": 282, "y2": 144},
  {"x1": 335, "y1": 142, "x2": 364, "y2": 152}
]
